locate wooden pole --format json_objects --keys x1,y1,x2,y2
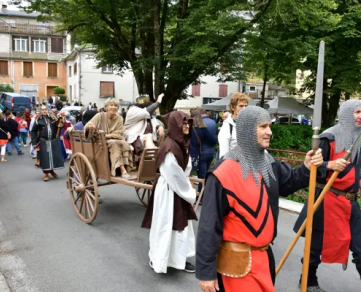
[
  {"x1": 276, "y1": 171, "x2": 338, "y2": 275},
  {"x1": 300, "y1": 128, "x2": 321, "y2": 291},
  {"x1": 300, "y1": 163, "x2": 318, "y2": 291},
  {"x1": 276, "y1": 149, "x2": 352, "y2": 276}
]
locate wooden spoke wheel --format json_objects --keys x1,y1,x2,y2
[
  {"x1": 135, "y1": 181, "x2": 153, "y2": 207},
  {"x1": 67, "y1": 153, "x2": 99, "y2": 224}
]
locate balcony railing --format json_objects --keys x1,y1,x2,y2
[{"x1": 0, "y1": 23, "x2": 65, "y2": 36}]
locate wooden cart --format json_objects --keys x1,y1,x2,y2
[{"x1": 66, "y1": 130, "x2": 204, "y2": 224}]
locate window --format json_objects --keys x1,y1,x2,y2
[
  {"x1": 219, "y1": 84, "x2": 228, "y2": 97},
  {"x1": 32, "y1": 38, "x2": 46, "y2": 53},
  {"x1": 68, "y1": 66, "x2": 72, "y2": 76},
  {"x1": 191, "y1": 84, "x2": 201, "y2": 97},
  {"x1": 48, "y1": 63, "x2": 57, "y2": 78},
  {"x1": 0, "y1": 61, "x2": 8, "y2": 75},
  {"x1": 249, "y1": 86, "x2": 256, "y2": 92},
  {"x1": 102, "y1": 65, "x2": 113, "y2": 73},
  {"x1": 100, "y1": 81, "x2": 115, "y2": 97},
  {"x1": 23, "y1": 62, "x2": 33, "y2": 77},
  {"x1": 74, "y1": 63, "x2": 77, "y2": 75},
  {"x1": 69, "y1": 85, "x2": 72, "y2": 100},
  {"x1": 51, "y1": 38, "x2": 63, "y2": 53},
  {"x1": 13, "y1": 37, "x2": 28, "y2": 52}
]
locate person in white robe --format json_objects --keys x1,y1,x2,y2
[{"x1": 142, "y1": 111, "x2": 197, "y2": 273}]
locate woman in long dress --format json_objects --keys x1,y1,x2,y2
[
  {"x1": 85, "y1": 98, "x2": 133, "y2": 178},
  {"x1": 31, "y1": 106, "x2": 64, "y2": 181},
  {"x1": 142, "y1": 111, "x2": 197, "y2": 274}
]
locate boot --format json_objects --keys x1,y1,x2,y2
[
  {"x1": 50, "y1": 171, "x2": 58, "y2": 178},
  {"x1": 43, "y1": 174, "x2": 50, "y2": 182}
]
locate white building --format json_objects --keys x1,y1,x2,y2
[
  {"x1": 175, "y1": 75, "x2": 241, "y2": 112},
  {"x1": 65, "y1": 46, "x2": 138, "y2": 107}
]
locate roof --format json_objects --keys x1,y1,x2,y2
[
  {"x1": 0, "y1": 8, "x2": 40, "y2": 18},
  {"x1": 0, "y1": 92, "x2": 30, "y2": 97},
  {"x1": 60, "y1": 106, "x2": 83, "y2": 112}
]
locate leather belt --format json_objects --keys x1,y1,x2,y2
[
  {"x1": 222, "y1": 241, "x2": 269, "y2": 252},
  {"x1": 317, "y1": 184, "x2": 358, "y2": 201}
]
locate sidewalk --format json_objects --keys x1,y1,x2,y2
[
  {"x1": 0, "y1": 273, "x2": 10, "y2": 292},
  {"x1": 279, "y1": 197, "x2": 304, "y2": 214}
]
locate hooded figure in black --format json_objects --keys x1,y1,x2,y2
[
  {"x1": 142, "y1": 111, "x2": 197, "y2": 274},
  {"x1": 31, "y1": 106, "x2": 64, "y2": 181}
]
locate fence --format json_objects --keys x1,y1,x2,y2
[{"x1": 268, "y1": 148, "x2": 308, "y2": 200}]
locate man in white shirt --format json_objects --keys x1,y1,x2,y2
[{"x1": 218, "y1": 92, "x2": 249, "y2": 158}]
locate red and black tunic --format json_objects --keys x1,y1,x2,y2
[
  {"x1": 196, "y1": 158, "x2": 318, "y2": 291},
  {"x1": 294, "y1": 133, "x2": 361, "y2": 264}
]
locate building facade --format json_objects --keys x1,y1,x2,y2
[
  {"x1": 0, "y1": 5, "x2": 68, "y2": 100},
  {"x1": 65, "y1": 46, "x2": 138, "y2": 107}
]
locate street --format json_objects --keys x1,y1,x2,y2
[{"x1": 0, "y1": 153, "x2": 359, "y2": 292}]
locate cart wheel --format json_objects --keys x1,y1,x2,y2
[
  {"x1": 68, "y1": 152, "x2": 99, "y2": 223},
  {"x1": 135, "y1": 181, "x2": 153, "y2": 207}
]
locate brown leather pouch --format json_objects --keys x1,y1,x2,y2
[{"x1": 216, "y1": 241, "x2": 252, "y2": 278}]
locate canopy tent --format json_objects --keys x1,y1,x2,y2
[
  {"x1": 201, "y1": 93, "x2": 258, "y2": 111},
  {"x1": 266, "y1": 97, "x2": 313, "y2": 115}
]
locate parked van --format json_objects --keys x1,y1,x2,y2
[{"x1": 0, "y1": 92, "x2": 31, "y2": 114}]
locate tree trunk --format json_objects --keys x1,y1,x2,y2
[
  {"x1": 260, "y1": 52, "x2": 269, "y2": 108},
  {"x1": 322, "y1": 89, "x2": 341, "y2": 128},
  {"x1": 154, "y1": 0, "x2": 161, "y2": 100}
]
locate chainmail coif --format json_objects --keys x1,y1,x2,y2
[
  {"x1": 224, "y1": 106, "x2": 275, "y2": 187},
  {"x1": 323, "y1": 99, "x2": 361, "y2": 162}
]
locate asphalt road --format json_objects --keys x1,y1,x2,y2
[{"x1": 0, "y1": 151, "x2": 359, "y2": 292}]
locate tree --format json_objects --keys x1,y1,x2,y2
[
  {"x1": 54, "y1": 87, "x2": 66, "y2": 95},
  {"x1": 20, "y1": 0, "x2": 274, "y2": 112},
  {"x1": 0, "y1": 84, "x2": 14, "y2": 93},
  {"x1": 242, "y1": 0, "x2": 361, "y2": 127}
]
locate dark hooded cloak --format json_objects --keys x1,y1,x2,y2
[{"x1": 142, "y1": 111, "x2": 197, "y2": 231}]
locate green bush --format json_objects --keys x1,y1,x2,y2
[
  {"x1": 59, "y1": 95, "x2": 67, "y2": 101},
  {"x1": 54, "y1": 87, "x2": 65, "y2": 95},
  {"x1": 269, "y1": 125, "x2": 314, "y2": 152},
  {"x1": 0, "y1": 84, "x2": 14, "y2": 92}
]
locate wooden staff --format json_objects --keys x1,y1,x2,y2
[
  {"x1": 300, "y1": 129, "x2": 320, "y2": 291},
  {"x1": 276, "y1": 150, "x2": 351, "y2": 275}
]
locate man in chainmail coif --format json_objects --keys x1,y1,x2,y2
[
  {"x1": 294, "y1": 99, "x2": 361, "y2": 292},
  {"x1": 196, "y1": 106, "x2": 324, "y2": 292}
]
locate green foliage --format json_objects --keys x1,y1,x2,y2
[
  {"x1": 0, "y1": 84, "x2": 14, "y2": 93},
  {"x1": 54, "y1": 87, "x2": 65, "y2": 95},
  {"x1": 59, "y1": 95, "x2": 67, "y2": 101},
  {"x1": 269, "y1": 125, "x2": 315, "y2": 152},
  {"x1": 20, "y1": 0, "x2": 274, "y2": 112}
]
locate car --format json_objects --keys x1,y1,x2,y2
[
  {"x1": 0, "y1": 92, "x2": 31, "y2": 114},
  {"x1": 274, "y1": 116, "x2": 301, "y2": 125},
  {"x1": 60, "y1": 106, "x2": 83, "y2": 119}
]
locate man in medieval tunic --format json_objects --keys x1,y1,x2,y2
[
  {"x1": 196, "y1": 106, "x2": 324, "y2": 292},
  {"x1": 294, "y1": 99, "x2": 361, "y2": 291},
  {"x1": 142, "y1": 111, "x2": 197, "y2": 274},
  {"x1": 124, "y1": 93, "x2": 165, "y2": 156},
  {"x1": 31, "y1": 106, "x2": 64, "y2": 181}
]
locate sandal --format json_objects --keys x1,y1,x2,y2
[{"x1": 1, "y1": 159, "x2": 7, "y2": 163}]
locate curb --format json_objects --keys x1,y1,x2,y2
[
  {"x1": 0, "y1": 273, "x2": 10, "y2": 292},
  {"x1": 279, "y1": 198, "x2": 304, "y2": 214}
]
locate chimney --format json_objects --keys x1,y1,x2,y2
[{"x1": 2, "y1": 4, "x2": 8, "y2": 10}]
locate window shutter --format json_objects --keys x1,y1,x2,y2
[
  {"x1": 48, "y1": 63, "x2": 57, "y2": 77},
  {"x1": 192, "y1": 84, "x2": 201, "y2": 97},
  {"x1": 0, "y1": 61, "x2": 8, "y2": 75},
  {"x1": 31, "y1": 38, "x2": 34, "y2": 52},
  {"x1": 100, "y1": 82, "x2": 115, "y2": 97},
  {"x1": 219, "y1": 84, "x2": 228, "y2": 97},
  {"x1": 24, "y1": 62, "x2": 33, "y2": 77},
  {"x1": 51, "y1": 38, "x2": 63, "y2": 53}
]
